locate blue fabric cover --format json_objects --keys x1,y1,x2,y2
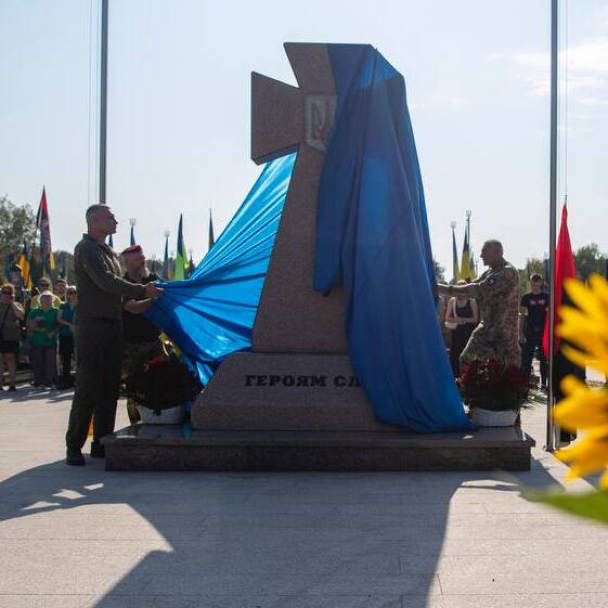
[
  {"x1": 146, "y1": 153, "x2": 296, "y2": 384},
  {"x1": 313, "y1": 44, "x2": 472, "y2": 431}
]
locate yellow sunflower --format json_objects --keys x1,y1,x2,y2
[
  {"x1": 558, "y1": 274, "x2": 608, "y2": 377},
  {"x1": 554, "y1": 274, "x2": 608, "y2": 487}
]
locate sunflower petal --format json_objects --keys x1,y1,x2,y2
[
  {"x1": 561, "y1": 345, "x2": 593, "y2": 370},
  {"x1": 589, "y1": 274, "x2": 608, "y2": 308},
  {"x1": 599, "y1": 469, "x2": 608, "y2": 491},
  {"x1": 565, "y1": 279, "x2": 606, "y2": 323}
]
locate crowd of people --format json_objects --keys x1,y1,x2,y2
[
  {"x1": 0, "y1": 222, "x2": 168, "y2": 404},
  {"x1": 0, "y1": 276, "x2": 78, "y2": 391}
]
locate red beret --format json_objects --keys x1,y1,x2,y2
[{"x1": 121, "y1": 244, "x2": 143, "y2": 256}]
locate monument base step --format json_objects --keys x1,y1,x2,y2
[{"x1": 102, "y1": 425, "x2": 535, "y2": 472}]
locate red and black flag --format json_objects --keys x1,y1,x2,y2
[
  {"x1": 36, "y1": 187, "x2": 55, "y2": 277},
  {"x1": 543, "y1": 204, "x2": 582, "y2": 442},
  {"x1": 543, "y1": 204, "x2": 576, "y2": 358}
]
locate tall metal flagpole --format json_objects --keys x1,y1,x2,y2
[
  {"x1": 546, "y1": 0, "x2": 559, "y2": 452},
  {"x1": 99, "y1": 0, "x2": 109, "y2": 206}
]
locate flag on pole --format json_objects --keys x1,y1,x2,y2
[
  {"x1": 208, "y1": 209, "x2": 215, "y2": 250},
  {"x1": 543, "y1": 204, "x2": 581, "y2": 442},
  {"x1": 451, "y1": 225, "x2": 459, "y2": 283},
  {"x1": 162, "y1": 233, "x2": 171, "y2": 280},
  {"x1": 174, "y1": 214, "x2": 187, "y2": 280},
  {"x1": 459, "y1": 226, "x2": 471, "y2": 281},
  {"x1": 130, "y1": 225, "x2": 136, "y2": 246},
  {"x1": 18, "y1": 241, "x2": 32, "y2": 290},
  {"x1": 468, "y1": 253, "x2": 477, "y2": 280},
  {"x1": 543, "y1": 204, "x2": 576, "y2": 357},
  {"x1": 59, "y1": 256, "x2": 68, "y2": 282},
  {"x1": 3, "y1": 256, "x2": 12, "y2": 281},
  {"x1": 36, "y1": 187, "x2": 54, "y2": 277},
  {"x1": 29, "y1": 239, "x2": 40, "y2": 286}
]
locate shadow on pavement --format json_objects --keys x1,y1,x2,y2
[{"x1": 0, "y1": 443, "x2": 565, "y2": 608}]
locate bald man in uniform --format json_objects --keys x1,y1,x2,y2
[
  {"x1": 437, "y1": 240, "x2": 520, "y2": 368},
  {"x1": 65, "y1": 205, "x2": 163, "y2": 466}
]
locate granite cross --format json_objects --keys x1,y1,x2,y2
[{"x1": 251, "y1": 42, "x2": 347, "y2": 354}]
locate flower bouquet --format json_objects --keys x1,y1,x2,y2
[
  {"x1": 458, "y1": 359, "x2": 530, "y2": 426},
  {"x1": 124, "y1": 344, "x2": 201, "y2": 423}
]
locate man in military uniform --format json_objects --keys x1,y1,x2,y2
[
  {"x1": 437, "y1": 240, "x2": 520, "y2": 368},
  {"x1": 65, "y1": 205, "x2": 163, "y2": 466}
]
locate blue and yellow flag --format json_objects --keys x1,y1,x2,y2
[
  {"x1": 174, "y1": 214, "x2": 187, "y2": 280},
  {"x1": 162, "y1": 233, "x2": 171, "y2": 280},
  {"x1": 18, "y1": 241, "x2": 32, "y2": 290},
  {"x1": 452, "y1": 225, "x2": 460, "y2": 283},
  {"x1": 460, "y1": 225, "x2": 471, "y2": 281},
  {"x1": 3, "y1": 256, "x2": 12, "y2": 281},
  {"x1": 468, "y1": 252, "x2": 477, "y2": 280}
]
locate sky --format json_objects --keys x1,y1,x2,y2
[{"x1": 0, "y1": 0, "x2": 607, "y2": 277}]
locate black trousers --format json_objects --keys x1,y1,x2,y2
[
  {"x1": 59, "y1": 334, "x2": 74, "y2": 381},
  {"x1": 521, "y1": 330, "x2": 547, "y2": 387},
  {"x1": 30, "y1": 344, "x2": 57, "y2": 386},
  {"x1": 65, "y1": 319, "x2": 123, "y2": 450}
]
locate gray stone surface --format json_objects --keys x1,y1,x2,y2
[
  {"x1": 103, "y1": 423, "x2": 534, "y2": 472},
  {"x1": 192, "y1": 352, "x2": 388, "y2": 432},
  {"x1": 250, "y1": 43, "x2": 346, "y2": 354},
  {"x1": 192, "y1": 43, "x2": 366, "y2": 431},
  {"x1": 2, "y1": 389, "x2": 608, "y2": 607}
]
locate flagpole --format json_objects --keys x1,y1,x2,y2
[
  {"x1": 129, "y1": 217, "x2": 137, "y2": 245},
  {"x1": 546, "y1": 0, "x2": 559, "y2": 452},
  {"x1": 99, "y1": 0, "x2": 109, "y2": 205},
  {"x1": 450, "y1": 221, "x2": 458, "y2": 283}
]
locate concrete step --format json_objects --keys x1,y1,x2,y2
[{"x1": 102, "y1": 424, "x2": 535, "y2": 472}]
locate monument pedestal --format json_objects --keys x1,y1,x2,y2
[
  {"x1": 103, "y1": 425, "x2": 535, "y2": 472},
  {"x1": 191, "y1": 352, "x2": 393, "y2": 432}
]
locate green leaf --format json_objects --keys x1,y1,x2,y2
[{"x1": 528, "y1": 490, "x2": 608, "y2": 526}]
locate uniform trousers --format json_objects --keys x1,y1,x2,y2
[
  {"x1": 65, "y1": 319, "x2": 123, "y2": 450},
  {"x1": 521, "y1": 329, "x2": 547, "y2": 387}
]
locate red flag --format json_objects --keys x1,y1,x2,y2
[
  {"x1": 36, "y1": 187, "x2": 54, "y2": 276},
  {"x1": 543, "y1": 204, "x2": 576, "y2": 356}
]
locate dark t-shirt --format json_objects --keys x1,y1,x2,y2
[
  {"x1": 521, "y1": 291, "x2": 548, "y2": 334},
  {"x1": 123, "y1": 273, "x2": 161, "y2": 343}
]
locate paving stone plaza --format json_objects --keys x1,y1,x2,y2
[{"x1": 1, "y1": 388, "x2": 608, "y2": 608}]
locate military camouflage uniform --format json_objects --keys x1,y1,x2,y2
[{"x1": 460, "y1": 260, "x2": 520, "y2": 367}]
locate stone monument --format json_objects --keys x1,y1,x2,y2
[
  {"x1": 102, "y1": 43, "x2": 535, "y2": 473},
  {"x1": 191, "y1": 43, "x2": 390, "y2": 432}
]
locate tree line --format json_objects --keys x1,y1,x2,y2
[{"x1": 1, "y1": 194, "x2": 605, "y2": 288}]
